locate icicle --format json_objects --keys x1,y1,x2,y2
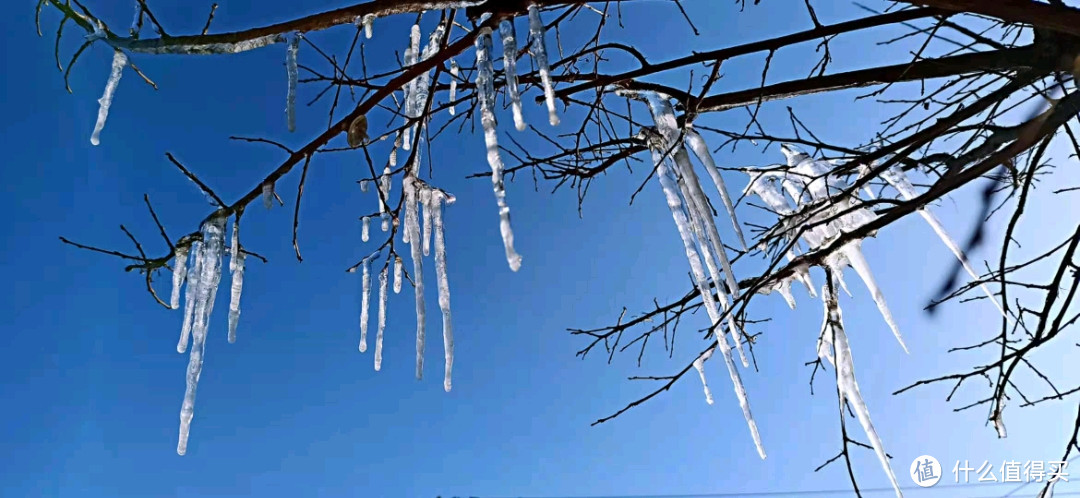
[
  {"x1": 881, "y1": 164, "x2": 1006, "y2": 318},
  {"x1": 992, "y1": 400, "x2": 1007, "y2": 438},
  {"x1": 227, "y1": 218, "x2": 244, "y2": 344},
  {"x1": 820, "y1": 280, "x2": 902, "y2": 497},
  {"x1": 692, "y1": 349, "x2": 715, "y2": 405},
  {"x1": 177, "y1": 216, "x2": 227, "y2": 456},
  {"x1": 403, "y1": 178, "x2": 426, "y2": 379},
  {"x1": 838, "y1": 241, "x2": 907, "y2": 353},
  {"x1": 178, "y1": 240, "x2": 202, "y2": 354},
  {"x1": 393, "y1": 256, "x2": 403, "y2": 294},
  {"x1": 378, "y1": 166, "x2": 391, "y2": 228},
  {"x1": 527, "y1": 5, "x2": 559, "y2": 126},
  {"x1": 499, "y1": 20, "x2": 526, "y2": 131},
  {"x1": 285, "y1": 33, "x2": 299, "y2": 133},
  {"x1": 359, "y1": 258, "x2": 370, "y2": 352},
  {"x1": 421, "y1": 188, "x2": 432, "y2": 256},
  {"x1": 130, "y1": 1, "x2": 142, "y2": 37},
  {"x1": 651, "y1": 144, "x2": 765, "y2": 459},
  {"x1": 90, "y1": 50, "x2": 128, "y2": 146},
  {"x1": 261, "y1": 182, "x2": 274, "y2": 209},
  {"x1": 375, "y1": 265, "x2": 388, "y2": 371},
  {"x1": 361, "y1": 216, "x2": 370, "y2": 242},
  {"x1": 170, "y1": 245, "x2": 189, "y2": 310},
  {"x1": 359, "y1": 180, "x2": 370, "y2": 192},
  {"x1": 475, "y1": 28, "x2": 523, "y2": 271},
  {"x1": 431, "y1": 191, "x2": 454, "y2": 392},
  {"x1": 448, "y1": 59, "x2": 459, "y2": 115},
  {"x1": 685, "y1": 127, "x2": 747, "y2": 251},
  {"x1": 381, "y1": 213, "x2": 390, "y2": 232},
  {"x1": 362, "y1": 13, "x2": 374, "y2": 39}
]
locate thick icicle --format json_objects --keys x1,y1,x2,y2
[
  {"x1": 359, "y1": 258, "x2": 370, "y2": 352},
  {"x1": 431, "y1": 191, "x2": 454, "y2": 392},
  {"x1": 285, "y1": 34, "x2": 299, "y2": 133},
  {"x1": 692, "y1": 349, "x2": 715, "y2": 405},
  {"x1": 178, "y1": 240, "x2": 202, "y2": 354},
  {"x1": 227, "y1": 218, "x2": 244, "y2": 344},
  {"x1": 170, "y1": 245, "x2": 189, "y2": 310},
  {"x1": 448, "y1": 59, "x2": 459, "y2": 116},
  {"x1": 90, "y1": 50, "x2": 128, "y2": 146},
  {"x1": 475, "y1": 28, "x2": 523, "y2": 271},
  {"x1": 820, "y1": 280, "x2": 902, "y2": 497},
  {"x1": 375, "y1": 265, "x2": 388, "y2": 371},
  {"x1": 652, "y1": 146, "x2": 765, "y2": 459},
  {"x1": 393, "y1": 256, "x2": 403, "y2": 294},
  {"x1": 741, "y1": 171, "x2": 817, "y2": 298},
  {"x1": 527, "y1": 5, "x2": 559, "y2": 126},
  {"x1": 881, "y1": 164, "x2": 1006, "y2": 317},
  {"x1": 404, "y1": 178, "x2": 426, "y2": 379},
  {"x1": 685, "y1": 127, "x2": 747, "y2": 250},
  {"x1": 361, "y1": 13, "x2": 374, "y2": 39},
  {"x1": 177, "y1": 216, "x2": 227, "y2": 456},
  {"x1": 362, "y1": 216, "x2": 370, "y2": 242},
  {"x1": 499, "y1": 20, "x2": 526, "y2": 131},
  {"x1": 421, "y1": 188, "x2": 432, "y2": 257}
]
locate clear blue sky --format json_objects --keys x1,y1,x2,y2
[{"x1": 2, "y1": 1, "x2": 1078, "y2": 497}]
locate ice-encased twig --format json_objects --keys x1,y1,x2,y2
[
  {"x1": 122, "y1": 33, "x2": 284, "y2": 55},
  {"x1": 499, "y1": 20, "x2": 526, "y2": 131},
  {"x1": 685, "y1": 127, "x2": 747, "y2": 251},
  {"x1": 90, "y1": 50, "x2": 128, "y2": 146},
  {"x1": 431, "y1": 191, "x2": 454, "y2": 392},
  {"x1": 178, "y1": 215, "x2": 227, "y2": 456},
  {"x1": 475, "y1": 28, "x2": 523, "y2": 271},
  {"x1": 170, "y1": 245, "x2": 190, "y2": 310},
  {"x1": 285, "y1": 34, "x2": 299, "y2": 132},
  {"x1": 227, "y1": 218, "x2": 244, "y2": 344},
  {"x1": 404, "y1": 178, "x2": 426, "y2": 379},
  {"x1": 359, "y1": 257, "x2": 370, "y2": 352},
  {"x1": 880, "y1": 164, "x2": 1007, "y2": 318},
  {"x1": 362, "y1": 216, "x2": 370, "y2": 242},
  {"x1": 528, "y1": 5, "x2": 559, "y2": 126},
  {"x1": 393, "y1": 255, "x2": 403, "y2": 294},
  {"x1": 361, "y1": 13, "x2": 374, "y2": 39},
  {"x1": 421, "y1": 189, "x2": 432, "y2": 257},
  {"x1": 375, "y1": 264, "x2": 387, "y2": 371},
  {"x1": 819, "y1": 279, "x2": 902, "y2": 498}
]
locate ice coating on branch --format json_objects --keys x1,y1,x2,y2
[
  {"x1": 227, "y1": 218, "x2": 244, "y2": 344},
  {"x1": 90, "y1": 50, "x2": 127, "y2": 146},
  {"x1": 421, "y1": 189, "x2": 432, "y2": 257},
  {"x1": 262, "y1": 182, "x2": 274, "y2": 209},
  {"x1": 880, "y1": 164, "x2": 1006, "y2": 317},
  {"x1": 375, "y1": 264, "x2": 388, "y2": 371},
  {"x1": 393, "y1": 255, "x2": 403, "y2": 294},
  {"x1": 685, "y1": 127, "x2": 747, "y2": 250},
  {"x1": 819, "y1": 281, "x2": 902, "y2": 497},
  {"x1": 286, "y1": 34, "x2": 299, "y2": 133},
  {"x1": 650, "y1": 145, "x2": 765, "y2": 460},
  {"x1": 992, "y1": 403, "x2": 1007, "y2": 438},
  {"x1": 448, "y1": 59, "x2": 459, "y2": 116},
  {"x1": 362, "y1": 13, "x2": 374, "y2": 39},
  {"x1": 692, "y1": 349, "x2": 715, "y2": 405},
  {"x1": 528, "y1": 5, "x2": 559, "y2": 126},
  {"x1": 178, "y1": 240, "x2": 202, "y2": 354},
  {"x1": 431, "y1": 191, "x2": 454, "y2": 392},
  {"x1": 499, "y1": 20, "x2": 526, "y2": 131},
  {"x1": 177, "y1": 216, "x2": 227, "y2": 456},
  {"x1": 125, "y1": 33, "x2": 284, "y2": 55},
  {"x1": 404, "y1": 178, "x2": 426, "y2": 379},
  {"x1": 359, "y1": 258, "x2": 370, "y2": 353},
  {"x1": 475, "y1": 28, "x2": 523, "y2": 271},
  {"x1": 378, "y1": 166, "x2": 391, "y2": 232},
  {"x1": 170, "y1": 245, "x2": 189, "y2": 310},
  {"x1": 741, "y1": 171, "x2": 817, "y2": 299},
  {"x1": 362, "y1": 216, "x2": 370, "y2": 242}
]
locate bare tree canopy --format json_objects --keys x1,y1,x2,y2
[{"x1": 32, "y1": 0, "x2": 1080, "y2": 495}]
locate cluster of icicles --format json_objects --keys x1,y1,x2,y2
[{"x1": 619, "y1": 89, "x2": 1008, "y2": 498}]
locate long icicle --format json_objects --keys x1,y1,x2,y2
[
  {"x1": 475, "y1": 27, "x2": 523, "y2": 271},
  {"x1": 685, "y1": 127, "x2": 748, "y2": 250},
  {"x1": 375, "y1": 264, "x2": 388, "y2": 371},
  {"x1": 527, "y1": 4, "x2": 559, "y2": 126},
  {"x1": 431, "y1": 191, "x2": 454, "y2": 392},
  {"x1": 285, "y1": 33, "x2": 299, "y2": 132},
  {"x1": 499, "y1": 19, "x2": 526, "y2": 131},
  {"x1": 90, "y1": 50, "x2": 128, "y2": 146},
  {"x1": 359, "y1": 257, "x2": 370, "y2": 353},
  {"x1": 404, "y1": 178, "x2": 426, "y2": 379},
  {"x1": 227, "y1": 217, "x2": 244, "y2": 344},
  {"x1": 170, "y1": 245, "x2": 189, "y2": 310}
]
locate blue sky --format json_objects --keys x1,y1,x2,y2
[{"x1": 2, "y1": 1, "x2": 1079, "y2": 497}]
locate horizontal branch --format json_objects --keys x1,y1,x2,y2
[{"x1": 899, "y1": 0, "x2": 1080, "y2": 38}]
